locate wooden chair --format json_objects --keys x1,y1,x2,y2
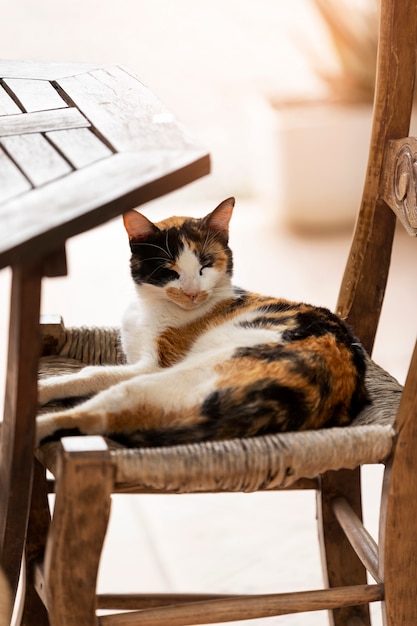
[{"x1": 13, "y1": 0, "x2": 417, "y2": 623}]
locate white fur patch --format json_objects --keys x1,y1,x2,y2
[{"x1": 176, "y1": 244, "x2": 202, "y2": 295}]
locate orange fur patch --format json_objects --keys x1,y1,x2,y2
[
  {"x1": 157, "y1": 294, "x2": 299, "y2": 367},
  {"x1": 214, "y1": 355, "x2": 321, "y2": 427},
  {"x1": 166, "y1": 287, "x2": 209, "y2": 309},
  {"x1": 213, "y1": 334, "x2": 358, "y2": 429},
  {"x1": 155, "y1": 216, "x2": 188, "y2": 230},
  {"x1": 103, "y1": 402, "x2": 203, "y2": 433},
  {"x1": 213, "y1": 249, "x2": 228, "y2": 272}
]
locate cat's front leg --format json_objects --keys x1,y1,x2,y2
[
  {"x1": 36, "y1": 405, "x2": 104, "y2": 446},
  {"x1": 36, "y1": 367, "x2": 160, "y2": 445},
  {"x1": 38, "y1": 360, "x2": 159, "y2": 406}
]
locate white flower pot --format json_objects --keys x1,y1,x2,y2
[{"x1": 274, "y1": 103, "x2": 373, "y2": 231}]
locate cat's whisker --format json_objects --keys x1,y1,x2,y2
[
  {"x1": 165, "y1": 229, "x2": 174, "y2": 260},
  {"x1": 133, "y1": 242, "x2": 171, "y2": 257},
  {"x1": 145, "y1": 265, "x2": 165, "y2": 281},
  {"x1": 142, "y1": 257, "x2": 173, "y2": 263}
]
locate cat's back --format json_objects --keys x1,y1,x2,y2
[
  {"x1": 154, "y1": 289, "x2": 368, "y2": 431},
  {"x1": 157, "y1": 288, "x2": 364, "y2": 372}
]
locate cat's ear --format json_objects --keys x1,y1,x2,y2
[
  {"x1": 206, "y1": 197, "x2": 235, "y2": 234},
  {"x1": 123, "y1": 210, "x2": 159, "y2": 241}
]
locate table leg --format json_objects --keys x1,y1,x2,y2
[{"x1": 0, "y1": 261, "x2": 43, "y2": 598}]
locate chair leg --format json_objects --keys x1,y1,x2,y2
[
  {"x1": 18, "y1": 459, "x2": 51, "y2": 626},
  {"x1": 379, "y1": 455, "x2": 417, "y2": 626},
  {"x1": 317, "y1": 468, "x2": 371, "y2": 626},
  {"x1": 43, "y1": 437, "x2": 112, "y2": 626},
  {"x1": 379, "y1": 342, "x2": 417, "y2": 626}
]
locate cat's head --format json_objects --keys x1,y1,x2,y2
[{"x1": 123, "y1": 198, "x2": 235, "y2": 310}]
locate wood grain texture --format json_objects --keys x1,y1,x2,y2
[
  {"x1": 2, "y1": 78, "x2": 67, "y2": 113},
  {"x1": 0, "y1": 84, "x2": 21, "y2": 115},
  {"x1": 0, "y1": 107, "x2": 89, "y2": 137},
  {"x1": 0, "y1": 60, "x2": 104, "y2": 81},
  {"x1": 0, "y1": 261, "x2": 43, "y2": 597},
  {"x1": 317, "y1": 469, "x2": 371, "y2": 626},
  {"x1": 380, "y1": 340, "x2": 417, "y2": 625},
  {"x1": 335, "y1": 4, "x2": 417, "y2": 622},
  {"x1": 336, "y1": 0, "x2": 417, "y2": 353},
  {"x1": 43, "y1": 437, "x2": 112, "y2": 626},
  {"x1": 46, "y1": 127, "x2": 113, "y2": 169},
  {"x1": 1, "y1": 134, "x2": 72, "y2": 186},
  {"x1": 19, "y1": 460, "x2": 50, "y2": 626},
  {"x1": 381, "y1": 137, "x2": 417, "y2": 235},
  {"x1": 0, "y1": 146, "x2": 31, "y2": 203},
  {"x1": 98, "y1": 593, "x2": 247, "y2": 610},
  {"x1": 56, "y1": 66, "x2": 195, "y2": 152},
  {"x1": 331, "y1": 497, "x2": 380, "y2": 583},
  {"x1": 97, "y1": 585, "x2": 382, "y2": 626}
]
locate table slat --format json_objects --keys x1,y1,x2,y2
[
  {"x1": 0, "y1": 61, "x2": 210, "y2": 267},
  {"x1": 3, "y1": 78, "x2": 67, "y2": 113},
  {"x1": 0, "y1": 108, "x2": 90, "y2": 137},
  {"x1": 1, "y1": 134, "x2": 72, "y2": 186},
  {"x1": 0, "y1": 60, "x2": 104, "y2": 81},
  {"x1": 46, "y1": 128, "x2": 113, "y2": 169},
  {"x1": 0, "y1": 85, "x2": 21, "y2": 115},
  {"x1": 57, "y1": 66, "x2": 192, "y2": 153},
  {"x1": 0, "y1": 147, "x2": 32, "y2": 203}
]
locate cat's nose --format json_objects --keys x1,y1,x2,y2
[{"x1": 184, "y1": 289, "x2": 199, "y2": 301}]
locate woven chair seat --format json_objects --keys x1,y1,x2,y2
[{"x1": 37, "y1": 325, "x2": 402, "y2": 493}]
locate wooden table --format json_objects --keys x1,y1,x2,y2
[{"x1": 0, "y1": 60, "x2": 210, "y2": 597}]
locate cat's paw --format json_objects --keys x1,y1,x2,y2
[
  {"x1": 38, "y1": 377, "x2": 61, "y2": 406},
  {"x1": 38, "y1": 373, "x2": 79, "y2": 406},
  {"x1": 36, "y1": 410, "x2": 80, "y2": 446},
  {"x1": 38, "y1": 365, "x2": 107, "y2": 406}
]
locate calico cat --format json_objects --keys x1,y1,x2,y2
[{"x1": 37, "y1": 197, "x2": 369, "y2": 447}]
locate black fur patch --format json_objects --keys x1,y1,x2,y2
[
  {"x1": 257, "y1": 302, "x2": 300, "y2": 314},
  {"x1": 130, "y1": 228, "x2": 184, "y2": 287},
  {"x1": 40, "y1": 427, "x2": 83, "y2": 446},
  {"x1": 108, "y1": 424, "x2": 212, "y2": 448},
  {"x1": 201, "y1": 380, "x2": 310, "y2": 436},
  {"x1": 282, "y1": 307, "x2": 352, "y2": 345},
  {"x1": 239, "y1": 315, "x2": 293, "y2": 330},
  {"x1": 233, "y1": 343, "x2": 291, "y2": 363}
]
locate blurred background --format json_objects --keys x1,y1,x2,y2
[
  {"x1": 0, "y1": 0, "x2": 381, "y2": 223},
  {"x1": 1, "y1": 1, "x2": 415, "y2": 624}
]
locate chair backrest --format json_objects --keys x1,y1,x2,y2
[
  {"x1": 344, "y1": 4, "x2": 417, "y2": 621},
  {"x1": 337, "y1": 0, "x2": 417, "y2": 356}
]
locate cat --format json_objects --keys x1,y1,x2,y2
[{"x1": 37, "y1": 197, "x2": 369, "y2": 448}]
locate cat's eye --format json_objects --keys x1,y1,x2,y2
[
  {"x1": 158, "y1": 268, "x2": 179, "y2": 281},
  {"x1": 199, "y1": 263, "x2": 213, "y2": 276}
]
